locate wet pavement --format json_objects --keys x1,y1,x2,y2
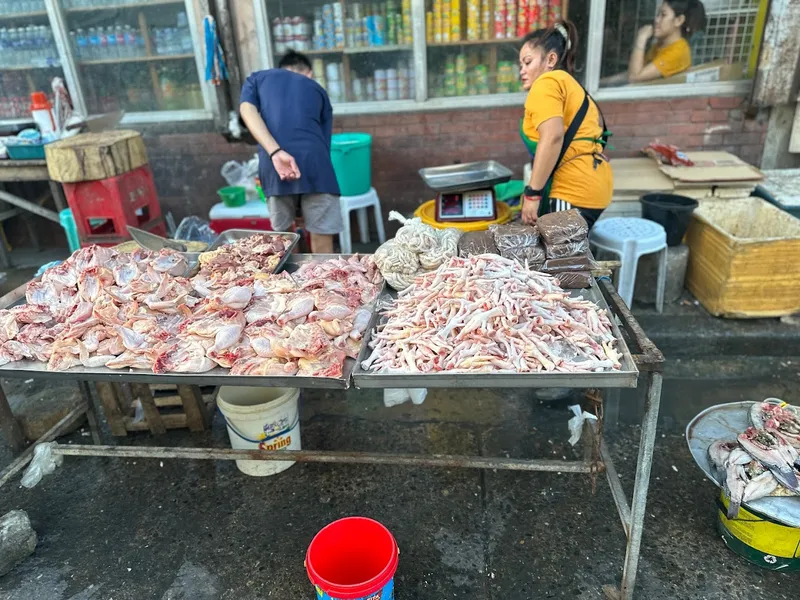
[{"x1": 0, "y1": 357, "x2": 799, "y2": 599}]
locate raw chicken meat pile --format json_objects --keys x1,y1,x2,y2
[
  {"x1": 362, "y1": 254, "x2": 621, "y2": 374},
  {"x1": 0, "y1": 238, "x2": 382, "y2": 378}
]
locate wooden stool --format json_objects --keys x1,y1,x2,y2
[{"x1": 95, "y1": 382, "x2": 213, "y2": 436}]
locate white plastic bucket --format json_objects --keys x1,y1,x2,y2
[{"x1": 217, "y1": 386, "x2": 301, "y2": 477}]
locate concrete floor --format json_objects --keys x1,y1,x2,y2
[{"x1": 0, "y1": 357, "x2": 799, "y2": 599}]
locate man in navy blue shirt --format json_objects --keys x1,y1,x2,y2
[{"x1": 240, "y1": 51, "x2": 342, "y2": 253}]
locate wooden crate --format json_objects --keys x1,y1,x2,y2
[
  {"x1": 45, "y1": 130, "x2": 148, "y2": 183},
  {"x1": 685, "y1": 198, "x2": 800, "y2": 318},
  {"x1": 95, "y1": 382, "x2": 213, "y2": 436}
]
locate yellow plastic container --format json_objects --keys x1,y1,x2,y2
[
  {"x1": 717, "y1": 491, "x2": 800, "y2": 571},
  {"x1": 685, "y1": 198, "x2": 800, "y2": 318},
  {"x1": 414, "y1": 200, "x2": 512, "y2": 231}
]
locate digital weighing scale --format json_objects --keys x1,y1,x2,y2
[{"x1": 419, "y1": 160, "x2": 513, "y2": 224}]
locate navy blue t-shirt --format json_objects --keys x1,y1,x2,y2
[{"x1": 240, "y1": 69, "x2": 340, "y2": 197}]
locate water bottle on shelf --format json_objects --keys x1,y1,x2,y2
[
  {"x1": 123, "y1": 25, "x2": 137, "y2": 58},
  {"x1": 76, "y1": 28, "x2": 87, "y2": 60},
  {"x1": 135, "y1": 27, "x2": 145, "y2": 57},
  {"x1": 163, "y1": 28, "x2": 175, "y2": 55},
  {"x1": 115, "y1": 25, "x2": 127, "y2": 58},
  {"x1": 88, "y1": 27, "x2": 99, "y2": 60},
  {"x1": 152, "y1": 28, "x2": 161, "y2": 55},
  {"x1": 7, "y1": 29, "x2": 17, "y2": 67},
  {"x1": 105, "y1": 25, "x2": 117, "y2": 58},
  {"x1": 98, "y1": 27, "x2": 108, "y2": 58},
  {"x1": 24, "y1": 26, "x2": 36, "y2": 66}
]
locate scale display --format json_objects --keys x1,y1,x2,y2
[{"x1": 435, "y1": 190, "x2": 497, "y2": 222}]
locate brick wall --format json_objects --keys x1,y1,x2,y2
[{"x1": 142, "y1": 94, "x2": 768, "y2": 227}]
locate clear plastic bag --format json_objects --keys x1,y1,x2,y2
[
  {"x1": 458, "y1": 231, "x2": 498, "y2": 257},
  {"x1": 545, "y1": 239, "x2": 590, "y2": 259},
  {"x1": 374, "y1": 239, "x2": 419, "y2": 275},
  {"x1": 419, "y1": 228, "x2": 461, "y2": 270},
  {"x1": 542, "y1": 255, "x2": 598, "y2": 273},
  {"x1": 384, "y1": 388, "x2": 428, "y2": 407},
  {"x1": 554, "y1": 271, "x2": 593, "y2": 289},
  {"x1": 175, "y1": 216, "x2": 217, "y2": 245},
  {"x1": 568, "y1": 404, "x2": 598, "y2": 446},
  {"x1": 221, "y1": 156, "x2": 259, "y2": 201},
  {"x1": 20, "y1": 442, "x2": 63, "y2": 489},
  {"x1": 501, "y1": 244, "x2": 546, "y2": 265},
  {"x1": 489, "y1": 223, "x2": 540, "y2": 252},
  {"x1": 389, "y1": 211, "x2": 440, "y2": 253},
  {"x1": 538, "y1": 209, "x2": 589, "y2": 245}
]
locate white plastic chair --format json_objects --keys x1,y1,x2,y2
[
  {"x1": 339, "y1": 187, "x2": 386, "y2": 254},
  {"x1": 590, "y1": 217, "x2": 667, "y2": 313}
]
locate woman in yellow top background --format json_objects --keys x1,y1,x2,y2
[
  {"x1": 519, "y1": 21, "x2": 612, "y2": 228},
  {"x1": 602, "y1": 0, "x2": 706, "y2": 85}
]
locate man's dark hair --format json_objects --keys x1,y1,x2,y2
[{"x1": 278, "y1": 50, "x2": 312, "y2": 72}]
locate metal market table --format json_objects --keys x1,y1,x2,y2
[{"x1": 0, "y1": 272, "x2": 664, "y2": 600}]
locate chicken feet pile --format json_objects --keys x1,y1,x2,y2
[{"x1": 362, "y1": 254, "x2": 621, "y2": 374}]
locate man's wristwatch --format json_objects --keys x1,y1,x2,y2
[{"x1": 524, "y1": 185, "x2": 543, "y2": 199}]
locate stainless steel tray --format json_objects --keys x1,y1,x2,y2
[
  {"x1": 686, "y1": 401, "x2": 800, "y2": 528},
  {"x1": 419, "y1": 160, "x2": 514, "y2": 193},
  {"x1": 204, "y1": 229, "x2": 301, "y2": 275},
  {"x1": 352, "y1": 278, "x2": 639, "y2": 389},
  {"x1": 0, "y1": 253, "x2": 379, "y2": 390}
]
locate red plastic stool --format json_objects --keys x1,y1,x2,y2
[{"x1": 63, "y1": 164, "x2": 166, "y2": 247}]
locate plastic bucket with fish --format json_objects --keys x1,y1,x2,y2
[
  {"x1": 306, "y1": 517, "x2": 399, "y2": 600},
  {"x1": 687, "y1": 400, "x2": 800, "y2": 571},
  {"x1": 217, "y1": 386, "x2": 301, "y2": 476},
  {"x1": 717, "y1": 491, "x2": 800, "y2": 571}
]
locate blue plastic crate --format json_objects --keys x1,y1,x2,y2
[{"x1": 5, "y1": 143, "x2": 46, "y2": 160}]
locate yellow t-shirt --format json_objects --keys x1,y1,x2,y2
[
  {"x1": 522, "y1": 70, "x2": 613, "y2": 210},
  {"x1": 646, "y1": 38, "x2": 692, "y2": 78}
]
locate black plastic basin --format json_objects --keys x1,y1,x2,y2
[{"x1": 640, "y1": 193, "x2": 699, "y2": 246}]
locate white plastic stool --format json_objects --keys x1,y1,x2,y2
[
  {"x1": 590, "y1": 217, "x2": 667, "y2": 313},
  {"x1": 339, "y1": 187, "x2": 386, "y2": 254}
]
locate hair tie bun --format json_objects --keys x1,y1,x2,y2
[{"x1": 554, "y1": 23, "x2": 571, "y2": 50}]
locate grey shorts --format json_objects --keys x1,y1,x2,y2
[{"x1": 268, "y1": 193, "x2": 343, "y2": 235}]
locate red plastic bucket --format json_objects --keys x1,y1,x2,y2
[{"x1": 306, "y1": 517, "x2": 399, "y2": 600}]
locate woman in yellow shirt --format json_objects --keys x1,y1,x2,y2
[
  {"x1": 603, "y1": 0, "x2": 706, "y2": 85},
  {"x1": 519, "y1": 21, "x2": 612, "y2": 228}
]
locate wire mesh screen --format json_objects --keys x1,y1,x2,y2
[{"x1": 690, "y1": 5, "x2": 759, "y2": 66}]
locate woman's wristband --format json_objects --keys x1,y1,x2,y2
[{"x1": 269, "y1": 147, "x2": 283, "y2": 159}]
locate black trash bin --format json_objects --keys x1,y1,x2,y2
[{"x1": 640, "y1": 193, "x2": 699, "y2": 246}]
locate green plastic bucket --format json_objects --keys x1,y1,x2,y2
[
  {"x1": 59, "y1": 208, "x2": 80, "y2": 253},
  {"x1": 217, "y1": 186, "x2": 247, "y2": 207},
  {"x1": 330, "y1": 133, "x2": 372, "y2": 196}
]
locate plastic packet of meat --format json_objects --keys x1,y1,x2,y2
[
  {"x1": 542, "y1": 255, "x2": 599, "y2": 273},
  {"x1": 545, "y1": 239, "x2": 589, "y2": 259},
  {"x1": 537, "y1": 209, "x2": 589, "y2": 245},
  {"x1": 500, "y1": 244, "x2": 545, "y2": 265},
  {"x1": 554, "y1": 270, "x2": 593, "y2": 289},
  {"x1": 489, "y1": 223, "x2": 540, "y2": 253},
  {"x1": 458, "y1": 231, "x2": 498, "y2": 257}
]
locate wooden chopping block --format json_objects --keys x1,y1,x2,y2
[{"x1": 45, "y1": 130, "x2": 148, "y2": 183}]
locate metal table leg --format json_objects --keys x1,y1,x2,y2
[
  {"x1": 79, "y1": 380, "x2": 102, "y2": 445},
  {"x1": 48, "y1": 180, "x2": 67, "y2": 213},
  {"x1": 0, "y1": 381, "x2": 25, "y2": 452},
  {"x1": 619, "y1": 371, "x2": 663, "y2": 599}
]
